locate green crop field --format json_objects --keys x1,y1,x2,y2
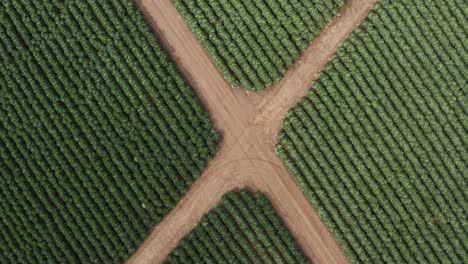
[
  {"x1": 174, "y1": 0, "x2": 344, "y2": 91},
  {"x1": 0, "y1": 1, "x2": 219, "y2": 263},
  {"x1": 278, "y1": 0, "x2": 467, "y2": 263},
  {"x1": 167, "y1": 190, "x2": 309, "y2": 263}
]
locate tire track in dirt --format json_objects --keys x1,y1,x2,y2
[{"x1": 128, "y1": 0, "x2": 376, "y2": 263}]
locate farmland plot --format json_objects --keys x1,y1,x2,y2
[
  {"x1": 174, "y1": 0, "x2": 344, "y2": 91},
  {"x1": 278, "y1": 0, "x2": 468, "y2": 263},
  {"x1": 167, "y1": 190, "x2": 309, "y2": 263},
  {"x1": 0, "y1": 1, "x2": 219, "y2": 263}
]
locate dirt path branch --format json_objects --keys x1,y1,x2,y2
[
  {"x1": 128, "y1": 0, "x2": 376, "y2": 263},
  {"x1": 256, "y1": 0, "x2": 376, "y2": 134}
]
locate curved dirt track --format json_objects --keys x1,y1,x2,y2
[{"x1": 128, "y1": 0, "x2": 376, "y2": 263}]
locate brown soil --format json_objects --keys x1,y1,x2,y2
[{"x1": 128, "y1": 0, "x2": 376, "y2": 263}]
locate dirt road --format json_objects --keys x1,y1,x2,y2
[{"x1": 128, "y1": 0, "x2": 376, "y2": 263}]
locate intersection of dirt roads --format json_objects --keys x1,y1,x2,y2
[{"x1": 128, "y1": 0, "x2": 376, "y2": 263}]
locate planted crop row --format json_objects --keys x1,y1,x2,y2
[
  {"x1": 167, "y1": 190, "x2": 309, "y2": 263},
  {"x1": 0, "y1": 1, "x2": 220, "y2": 263},
  {"x1": 278, "y1": 0, "x2": 467, "y2": 263},
  {"x1": 174, "y1": 0, "x2": 344, "y2": 91}
]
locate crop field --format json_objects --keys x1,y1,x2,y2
[
  {"x1": 174, "y1": 0, "x2": 344, "y2": 91},
  {"x1": 0, "y1": 1, "x2": 219, "y2": 263},
  {"x1": 278, "y1": 0, "x2": 467, "y2": 263},
  {"x1": 2, "y1": 0, "x2": 467, "y2": 263},
  {"x1": 167, "y1": 190, "x2": 308, "y2": 263}
]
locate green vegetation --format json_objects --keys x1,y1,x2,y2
[
  {"x1": 174, "y1": 0, "x2": 344, "y2": 91},
  {"x1": 0, "y1": 1, "x2": 219, "y2": 263},
  {"x1": 278, "y1": 0, "x2": 468, "y2": 263},
  {"x1": 167, "y1": 190, "x2": 309, "y2": 263}
]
